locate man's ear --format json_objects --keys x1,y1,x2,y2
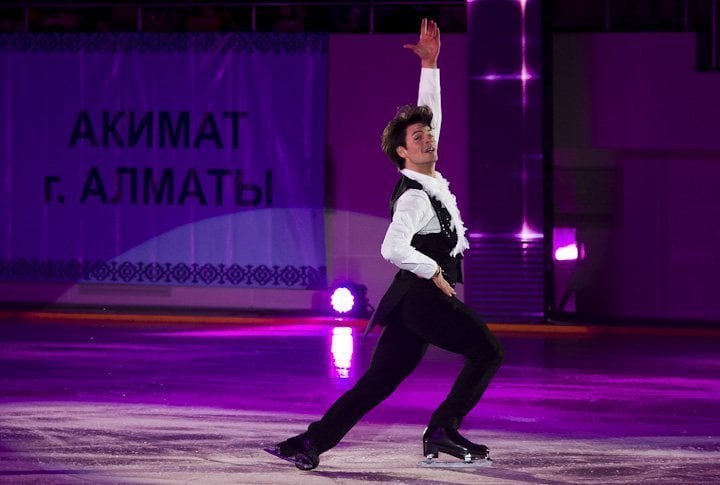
[{"x1": 396, "y1": 145, "x2": 407, "y2": 159}]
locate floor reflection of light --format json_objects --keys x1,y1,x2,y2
[{"x1": 331, "y1": 327, "x2": 353, "y2": 379}]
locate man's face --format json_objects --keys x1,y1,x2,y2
[{"x1": 398, "y1": 122, "x2": 437, "y2": 171}]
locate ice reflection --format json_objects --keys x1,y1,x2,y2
[{"x1": 330, "y1": 326, "x2": 353, "y2": 379}]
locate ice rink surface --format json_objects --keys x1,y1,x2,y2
[{"x1": 1, "y1": 317, "x2": 719, "y2": 484}]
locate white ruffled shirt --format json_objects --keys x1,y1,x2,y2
[{"x1": 380, "y1": 68, "x2": 470, "y2": 279}]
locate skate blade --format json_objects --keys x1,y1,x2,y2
[
  {"x1": 418, "y1": 457, "x2": 493, "y2": 468},
  {"x1": 263, "y1": 447, "x2": 314, "y2": 470}
]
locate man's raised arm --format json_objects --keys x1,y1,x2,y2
[{"x1": 404, "y1": 18, "x2": 442, "y2": 143}]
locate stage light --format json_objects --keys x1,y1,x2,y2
[
  {"x1": 328, "y1": 282, "x2": 371, "y2": 318},
  {"x1": 555, "y1": 244, "x2": 578, "y2": 261},
  {"x1": 330, "y1": 287, "x2": 355, "y2": 313},
  {"x1": 553, "y1": 227, "x2": 586, "y2": 261}
]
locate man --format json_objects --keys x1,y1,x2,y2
[{"x1": 265, "y1": 18, "x2": 504, "y2": 470}]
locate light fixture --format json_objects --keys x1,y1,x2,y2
[
  {"x1": 553, "y1": 227, "x2": 586, "y2": 261},
  {"x1": 328, "y1": 282, "x2": 372, "y2": 318}
]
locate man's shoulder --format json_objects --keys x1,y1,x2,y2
[
  {"x1": 391, "y1": 176, "x2": 424, "y2": 202},
  {"x1": 390, "y1": 176, "x2": 429, "y2": 215},
  {"x1": 392, "y1": 175, "x2": 423, "y2": 192}
]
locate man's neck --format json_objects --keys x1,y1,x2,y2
[{"x1": 404, "y1": 164, "x2": 436, "y2": 177}]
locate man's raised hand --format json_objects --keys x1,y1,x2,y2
[{"x1": 403, "y1": 17, "x2": 441, "y2": 68}]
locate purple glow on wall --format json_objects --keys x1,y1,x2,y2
[
  {"x1": 468, "y1": 0, "x2": 542, "y2": 235},
  {"x1": 473, "y1": 72, "x2": 537, "y2": 82},
  {"x1": 553, "y1": 228, "x2": 586, "y2": 262},
  {"x1": 519, "y1": 0, "x2": 533, "y2": 241},
  {"x1": 330, "y1": 326, "x2": 353, "y2": 379},
  {"x1": 470, "y1": 0, "x2": 535, "y2": 93},
  {"x1": 553, "y1": 227, "x2": 575, "y2": 248},
  {"x1": 465, "y1": 0, "x2": 545, "y2": 321},
  {"x1": 519, "y1": 222, "x2": 543, "y2": 241},
  {"x1": 519, "y1": 0, "x2": 529, "y2": 109},
  {"x1": 521, "y1": 66, "x2": 534, "y2": 83}
]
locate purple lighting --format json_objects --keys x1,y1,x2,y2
[
  {"x1": 466, "y1": 0, "x2": 545, "y2": 319},
  {"x1": 472, "y1": 3, "x2": 537, "y2": 92},
  {"x1": 519, "y1": 0, "x2": 529, "y2": 109},
  {"x1": 521, "y1": 66, "x2": 532, "y2": 83},
  {"x1": 553, "y1": 228, "x2": 586, "y2": 261},
  {"x1": 555, "y1": 244, "x2": 579, "y2": 261},
  {"x1": 330, "y1": 287, "x2": 354, "y2": 314},
  {"x1": 472, "y1": 72, "x2": 537, "y2": 82},
  {"x1": 519, "y1": 222, "x2": 543, "y2": 241}
]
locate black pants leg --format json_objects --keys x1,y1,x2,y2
[
  {"x1": 399, "y1": 281, "x2": 504, "y2": 429},
  {"x1": 307, "y1": 320, "x2": 428, "y2": 453},
  {"x1": 306, "y1": 281, "x2": 503, "y2": 452}
]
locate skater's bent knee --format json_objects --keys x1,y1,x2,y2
[
  {"x1": 492, "y1": 345, "x2": 505, "y2": 364},
  {"x1": 468, "y1": 344, "x2": 504, "y2": 365}
]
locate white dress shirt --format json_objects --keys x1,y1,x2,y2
[{"x1": 380, "y1": 68, "x2": 469, "y2": 280}]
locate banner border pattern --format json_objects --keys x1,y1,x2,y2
[
  {"x1": 0, "y1": 259, "x2": 327, "y2": 289},
  {"x1": 0, "y1": 32, "x2": 328, "y2": 54}
]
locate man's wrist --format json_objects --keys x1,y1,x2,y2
[{"x1": 430, "y1": 265, "x2": 442, "y2": 279}]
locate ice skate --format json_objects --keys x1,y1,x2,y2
[
  {"x1": 419, "y1": 426, "x2": 492, "y2": 467},
  {"x1": 264, "y1": 433, "x2": 319, "y2": 471}
]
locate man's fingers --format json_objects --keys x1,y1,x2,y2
[
  {"x1": 403, "y1": 44, "x2": 423, "y2": 56},
  {"x1": 440, "y1": 283, "x2": 455, "y2": 297},
  {"x1": 421, "y1": 17, "x2": 427, "y2": 35}
]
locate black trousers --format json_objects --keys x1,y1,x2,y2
[{"x1": 307, "y1": 280, "x2": 504, "y2": 453}]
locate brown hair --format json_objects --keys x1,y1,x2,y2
[{"x1": 381, "y1": 104, "x2": 434, "y2": 169}]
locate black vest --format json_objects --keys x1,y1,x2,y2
[
  {"x1": 389, "y1": 176, "x2": 463, "y2": 284},
  {"x1": 364, "y1": 175, "x2": 464, "y2": 335}
]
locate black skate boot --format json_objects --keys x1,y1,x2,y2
[
  {"x1": 422, "y1": 426, "x2": 489, "y2": 462},
  {"x1": 264, "y1": 432, "x2": 320, "y2": 470}
]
